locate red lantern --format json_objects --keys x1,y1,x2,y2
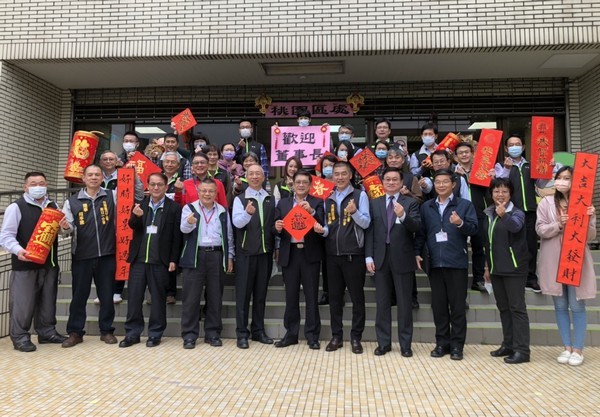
[
  {"x1": 24, "y1": 207, "x2": 65, "y2": 264},
  {"x1": 64, "y1": 131, "x2": 102, "y2": 183},
  {"x1": 423, "y1": 132, "x2": 461, "y2": 165},
  {"x1": 362, "y1": 175, "x2": 385, "y2": 200}
]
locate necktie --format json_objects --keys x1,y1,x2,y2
[{"x1": 386, "y1": 195, "x2": 395, "y2": 244}]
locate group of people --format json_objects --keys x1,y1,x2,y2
[{"x1": 0, "y1": 117, "x2": 596, "y2": 367}]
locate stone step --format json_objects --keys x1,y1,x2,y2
[
  {"x1": 57, "y1": 283, "x2": 600, "y2": 307},
  {"x1": 53, "y1": 316, "x2": 600, "y2": 347},
  {"x1": 54, "y1": 299, "x2": 600, "y2": 325}
]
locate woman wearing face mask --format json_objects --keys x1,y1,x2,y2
[
  {"x1": 536, "y1": 166, "x2": 597, "y2": 366},
  {"x1": 483, "y1": 178, "x2": 531, "y2": 364},
  {"x1": 334, "y1": 140, "x2": 354, "y2": 162},
  {"x1": 319, "y1": 154, "x2": 338, "y2": 180},
  {"x1": 191, "y1": 133, "x2": 210, "y2": 158},
  {"x1": 219, "y1": 142, "x2": 244, "y2": 178},
  {"x1": 373, "y1": 140, "x2": 390, "y2": 178},
  {"x1": 273, "y1": 156, "x2": 302, "y2": 205}
]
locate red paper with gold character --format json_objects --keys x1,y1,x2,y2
[
  {"x1": 282, "y1": 204, "x2": 316, "y2": 241},
  {"x1": 469, "y1": 129, "x2": 503, "y2": 187},
  {"x1": 530, "y1": 116, "x2": 554, "y2": 180},
  {"x1": 349, "y1": 148, "x2": 381, "y2": 178},
  {"x1": 556, "y1": 152, "x2": 598, "y2": 287},
  {"x1": 64, "y1": 131, "x2": 100, "y2": 183},
  {"x1": 172, "y1": 108, "x2": 197, "y2": 134},
  {"x1": 362, "y1": 175, "x2": 385, "y2": 200},
  {"x1": 115, "y1": 168, "x2": 135, "y2": 280},
  {"x1": 128, "y1": 151, "x2": 162, "y2": 189},
  {"x1": 423, "y1": 132, "x2": 461, "y2": 165},
  {"x1": 24, "y1": 207, "x2": 65, "y2": 264},
  {"x1": 309, "y1": 175, "x2": 335, "y2": 200}
]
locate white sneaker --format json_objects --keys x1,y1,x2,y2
[
  {"x1": 568, "y1": 352, "x2": 584, "y2": 366},
  {"x1": 557, "y1": 350, "x2": 571, "y2": 364},
  {"x1": 93, "y1": 297, "x2": 100, "y2": 305},
  {"x1": 113, "y1": 294, "x2": 123, "y2": 304}
]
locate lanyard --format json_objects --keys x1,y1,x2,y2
[
  {"x1": 200, "y1": 205, "x2": 216, "y2": 226},
  {"x1": 149, "y1": 199, "x2": 164, "y2": 225}
]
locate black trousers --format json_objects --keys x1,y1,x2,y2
[
  {"x1": 67, "y1": 255, "x2": 115, "y2": 336},
  {"x1": 470, "y1": 215, "x2": 486, "y2": 285},
  {"x1": 374, "y1": 251, "x2": 414, "y2": 349},
  {"x1": 327, "y1": 254, "x2": 366, "y2": 341},
  {"x1": 320, "y1": 256, "x2": 329, "y2": 294},
  {"x1": 181, "y1": 250, "x2": 223, "y2": 340},
  {"x1": 491, "y1": 274, "x2": 530, "y2": 355},
  {"x1": 166, "y1": 269, "x2": 177, "y2": 298},
  {"x1": 281, "y1": 246, "x2": 321, "y2": 343},
  {"x1": 429, "y1": 267, "x2": 468, "y2": 350},
  {"x1": 235, "y1": 253, "x2": 271, "y2": 339},
  {"x1": 524, "y1": 211, "x2": 538, "y2": 284},
  {"x1": 125, "y1": 262, "x2": 169, "y2": 339}
]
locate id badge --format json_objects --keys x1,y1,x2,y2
[
  {"x1": 435, "y1": 231, "x2": 448, "y2": 243},
  {"x1": 146, "y1": 225, "x2": 158, "y2": 234}
]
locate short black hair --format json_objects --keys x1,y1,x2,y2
[
  {"x1": 433, "y1": 168, "x2": 455, "y2": 181},
  {"x1": 200, "y1": 178, "x2": 217, "y2": 187},
  {"x1": 431, "y1": 149, "x2": 450, "y2": 161},
  {"x1": 296, "y1": 110, "x2": 311, "y2": 119},
  {"x1": 24, "y1": 171, "x2": 46, "y2": 181},
  {"x1": 242, "y1": 151, "x2": 259, "y2": 163},
  {"x1": 148, "y1": 172, "x2": 168, "y2": 184},
  {"x1": 420, "y1": 123, "x2": 438, "y2": 135},
  {"x1": 382, "y1": 166, "x2": 403, "y2": 180},
  {"x1": 374, "y1": 118, "x2": 391, "y2": 130},
  {"x1": 504, "y1": 134, "x2": 523, "y2": 146},
  {"x1": 204, "y1": 144, "x2": 220, "y2": 157},
  {"x1": 293, "y1": 169, "x2": 312, "y2": 184},
  {"x1": 192, "y1": 152, "x2": 209, "y2": 162},
  {"x1": 489, "y1": 178, "x2": 514, "y2": 197},
  {"x1": 339, "y1": 124, "x2": 354, "y2": 133},
  {"x1": 333, "y1": 160, "x2": 353, "y2": 173},
  {"x1": 455, "y1": 142, "x2": 473, "y2": 153},
  {"x1": 164, "y1": 133, "x2": 178, "y2": 141},
  {"x1": 192, "y1": 133, "x2": 210, "y2": 144}
]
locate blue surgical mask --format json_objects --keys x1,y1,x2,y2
[
  {"x1": 375, "y1": 150, "x2": 388, "y2": 159},
  {"x1": 337, "y1": 150, "x2": 348, "y2": 159},
  {"x1": 507, "y1": 145, "x2": 523, "y2": 158},
  {"x1": 223, "y1": 151, "x2": 236, "y2": 160},
  {"x1": 298, "y1": 119, "x2": 310, "y2": 127},
  {"x1": 27, "y1": 186, "x2": 47, "y2": 200},
  {"x1": 322, "y1": 166, "x2": 333, "y2": 178},
  {"x1": 338, "y1": 133, "x2": 351, "y2": 141},
  {"x1": 422, "y1": 136, "x2": 435, "y2": 147}
]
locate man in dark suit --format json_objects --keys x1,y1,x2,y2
[
  {"x1": 274, "y1": 170, "x2": 325, "y2": 350},
  {"x1": 366, "y1": 167, "x2": 421, "y2": 357},
  {"x1": 119, "y1": 173, "x2": 183, "y2": 348}
]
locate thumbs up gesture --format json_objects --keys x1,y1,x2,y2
[
  {"x1": 245, "y1": 201, "x2": 256, "y2": 215},
  {"x1": 132, "y1": 203, "x2": 143, "y2": 217},
  {"x1": 187, "y1": 213, "x2": 197, "y2": 225}
]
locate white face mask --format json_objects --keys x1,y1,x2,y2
[
  {"x1": 240, "y1": 128, "x2": 252, "y2": 139},
  {"x1": 28, "y1": 186, "x2": 47, "y2": 200},
  {"x1": 123, "y1": 142, "x2": 136, "y2": 153},
  {"x1": 338, "y1": 133, "x2": 351, "y2": 141},
  {"x1": 554, "y1": 179, "x2": 571, "y2": 193},
  {"x1": 298, "y1": 119, "x2": 310, "y2": 127}
]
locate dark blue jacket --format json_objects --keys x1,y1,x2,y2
[{"x1": 415, "y1": 195, "x2": 478, "y2": 269}]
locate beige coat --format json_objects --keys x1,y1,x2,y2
[{"x1": 535, "y1": 196, "x2": 597, "y2": 300}]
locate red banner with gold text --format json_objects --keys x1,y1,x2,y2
[
  {"x1": 115, "y1": 168, "x2": 135, "y2": 280},
  {"x1": 469, "y1": 129, "x2": 503, "y2": 187},
  {"x1": 530, "y1": 116, "x2": 554, "y2": 179},
  {"x1": 556, "y1": 152, "x2": 598, "y2": 287},
  {"x1": 128, "y1": 151, "x2": 162, "y2": 189}
]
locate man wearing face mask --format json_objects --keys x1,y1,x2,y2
[
  {"x1": 118, "y1": 131, "x2": 141, "y2": 166},
  {"x1": 235, "y1": 119, "x2": 269, "y2": 178},
  {"x1": 0, "y1": 172, "x2": 69, "y2": 352},
  {"x1": 191, "y1": 133, "x2": 209, "y2": 157},
  {"x1": 494, "y1": 134, "x2": 560, "y2": 293},
  {"x1": 409, "y1": 123, "x2": 438, "y2": 177}
]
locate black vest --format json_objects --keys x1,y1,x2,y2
[
  {"x1": 12, "y1": 198, "x2": 59, "y2": 271},
  {"x1": 324, "y1": 189, "x2": 365, "y2": 256},
  {"x1": 68, "y1": 189, "x2": 116, "y2": 260},
  {"x1": 508, "y1": 162, "x2": 537, "y2": 212},
  {"x1": 235, "y1": 192, "x2": 275, "y2": 256}
]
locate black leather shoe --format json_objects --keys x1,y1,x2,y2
[
  {"x1": 430, "y1": 345, "x2": 451, "y2": 358},
  {"x1": 251, "y1": 333, "x2": 274, "y2": 344},
  {"x1": 308, "y1": 341, "x2": 320, "y2": 350},
  {"x1": 351, "y1": 339, "x2": 363, "y2": 354},
  {"x1": 504, "y1": 351, "x2": 530, "y2": 364},
  {"x1": 119, "y1": 337, "x2": 140, "y2": 348},
  {"x1": 237, "y1": 338, "x2": 249, "y2": 349},
  {"x1": 450, "y1": 348, "x2": 464, "y2": 360},
  {"x1": 205, "y1": 337, "x2": 223, "y2": 347},
  {"x1": 325, "y1": 338, "x2": 343, "y2": 352},
  {"x1": 490, "y1": 346, "x2": 514, "y2": 357},
  {"x1": 401, "y1": 348, "x2": 413, "y2": 358},
  {"x1": 146, "y1": 337, "x2": 161, "y2": 347},
  {"x1": 13, "y1": 340, "x2": 36, "y2": 352},
  {"x1": 38, "y1": 333, "x2": 67, "y2": 344},
  {"x1": 183, "y1": 339, "x2": 196, "y2": 349},
  {"x1": 374, "y1": 345, "x2": 392, "y2": 356},
  {"x1": 471, "y1": 282, "x2": 487, "y2": 292},
  {"x1": 318, "y1": 292, "x2": 329, "y2": 305},
  {"x1": 274, "y1": 337, "x2": 298, "y2": 348}
]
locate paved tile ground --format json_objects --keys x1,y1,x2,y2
[{"x1": 1, "y1": 337, "x2": 599, "y2": 416}]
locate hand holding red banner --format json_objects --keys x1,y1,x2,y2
[
  {"x1": 530, "y1": 116, "x2": 554, "y2": 179},
  {"x1": 469, "y1": 129, "x2": 503, "y2": 187},
  {"x1": 282, "y1": 204, "x2": 316, "y2": 241},
  {"x1": 171, "y1": 108, "x2": 197, "y2": 134},
  {"x1": 556, "y1": 152, "x2": 598, "y2": 287},
  {"x1": 128, "y1": 151, "x2": 162, "y2": 188},
  {"x1": 116, "y1": 168, "x2": 135, "y2": 280},
  {"x1": 349, "y1": 147, "x2": 381, "y2": 178}
]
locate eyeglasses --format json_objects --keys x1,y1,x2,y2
[
  {"x1": 434, "y1": 180, "x2": 452, "y2": 186},
  {"x1": 432, "y1": 161, "x2": 448, "y2": 166},
  {"x1": 294, "y1": 180, "x2": 310, "y2": 185},
  {"x1": 192, "y1": 161, "x2": 208, "y2": 166},
  {"x1": 100, "y1": 158, "x2": 116, "y2": 162},
  {"x1": 148, "y1": 183, "x2": 165, "y2": 188}
]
